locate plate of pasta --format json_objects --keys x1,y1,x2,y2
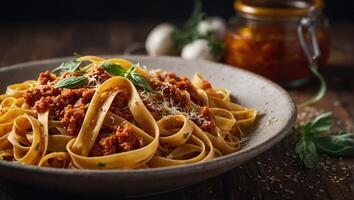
[{"x1": 0, "y1": 55, "x2": 296, "y2": 196}]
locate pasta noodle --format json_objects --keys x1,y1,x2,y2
[{"x1": 0, "y1": 56, "x2": 257, "y2": 169}]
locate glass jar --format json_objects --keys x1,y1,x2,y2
[{"x1": 225, "y1": 0, "x2": 330, "y2": 86}]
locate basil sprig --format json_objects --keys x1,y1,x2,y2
[
  {"x1": 100, "y1": 63, "x2": 153, "y2": 93},
  {"x1": 51, "y1": 53, "x2": 83, "y2": 75},
  {"x1": 100, "y1": 63, "x2": 125, "y2": 76},
  {"x1": 54, "y1": 76, "x2": 88, "y2": 89},
  {"x1": 53, "y1": 61, "x2": 153, "y2": 92},
  {"x1": 125, "y1": 66, "x2": 153, "y2": 93},
  {"x1": 295, "y1": 112, "x2": 354, "y2": 168},
  {"x1": 52, "y1": 59, "x2": 82, "y2": 75},
  {"x1": 171, "y1": 0, "x2": 224, "y2": 57}
]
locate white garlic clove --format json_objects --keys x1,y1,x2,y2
[
  {"x1": 145, "y1": 23, "x2": 175, "y2": 56},
  {"x1": 181, "y1": 39, "x2": 216, "y2": 61}
]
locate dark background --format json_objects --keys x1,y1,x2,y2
[{"x1": 0, "y1": 0, "x2": 353, "y2": 23}]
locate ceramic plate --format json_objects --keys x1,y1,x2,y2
[{"x1": 0, "y1": 55, "x2": 296, "y2": 197}]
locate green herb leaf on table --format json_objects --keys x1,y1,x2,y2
[
  {"x1": 295, "y1": 138, "x2": 318, "y2": 168},
  {"x1": 52, "y1": 59, "x2": 82, "y2": 75},
  {"x1": 100, "y1": 63, "x2": 126, "y2": 76},
  {"x1": 314, "y1": 132, "x2": 354, "y2": 157},
  {"x1": 54, "y1": 76, "x2": 88, "y2": 89},
  {"x1": 298, "y1": 112, "x2": 332, "y2": 137},
  {"x1": 295, "y1": 112, "x2": 354, "y2": 168}
]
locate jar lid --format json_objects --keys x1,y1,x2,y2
[{"x1": 234, "y1": 0, "x2": 324, "y2": 19}]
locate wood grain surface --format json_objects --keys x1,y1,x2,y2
[{"x1": 0, "y1": 21, "x2": 353, "y2": 200}]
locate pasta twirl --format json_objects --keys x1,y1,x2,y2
[{"x1": 0, "y1": 56, "x2": 257, "y2": 169}]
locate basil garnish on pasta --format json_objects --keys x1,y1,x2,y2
[
  {"x1": 52, "y1": 59, "x2": 82, "y2": 75},
  {"x1": 101, "y1": 63, "x2": 154, "y2": 92},
  {"x1": 100, "y1": 63, "x2": 126, "y2": 76},
  {"x1": 54, "y1": 76, "x2": 88, "y2": 89},
  {"x1": 127, "y1": 70, "x2": 154, "y2": 93}
]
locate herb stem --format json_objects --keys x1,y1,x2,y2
[{"x1": 298, "y1": 64, "x2": 327, "y2": 108}]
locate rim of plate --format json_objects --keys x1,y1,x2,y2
[{"x1": 0, "y1": 55, "x2": 297, "y2": 177}]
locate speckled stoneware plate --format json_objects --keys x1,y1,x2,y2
[{"x1": 0, "y1": 55, "x2": 296, "y2": 197}]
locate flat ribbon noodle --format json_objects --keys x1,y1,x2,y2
[
  {"x1": 47, "y1": 135, "x2": 74, "y2": 152},
  {"x1": 0, "y1": 149, "x2": 13, "y2": 160},
  {"x1": 39, "y1": 152, "x2": 70, "y2": 168},
  {"x1": 0, "y1": 108, "x2": 35, "y2": 150},
  {"x1": 67, "y1": 76, "x2": 159, "y2": 169},
  {"x1": 208, "y1": 94, "x2": 257, "y2": 138},
  {"x1": 0, "y1": 97, "x2": 25, "y2": 109},
  {"x1": 7, "y1": 114, "x2": 47, "y2": 165},
  {"x1": 147, "y1": 115, "x2": 214, "y2": 167},
  {"x1": 0, "y1": 80, "x2": 37, "y2": 100}
]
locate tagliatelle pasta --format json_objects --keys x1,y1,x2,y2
[{"x1": 0, "y1": 56, "x2": 257, "y2": 169}]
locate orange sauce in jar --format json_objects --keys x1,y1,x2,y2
[
  {"x1": 225, "y1": 25, "x2": 330, "y2": 83},
  {"x1": 225, "y1": 0, "x2": 330, "y2": 86}
]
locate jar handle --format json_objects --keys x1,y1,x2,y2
[{"x1": 297, "y1": 8, "x2": 321, "y2": 66}]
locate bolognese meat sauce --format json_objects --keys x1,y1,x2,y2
[
  {"x1": 38, "y1": 71, "x2": 57, "y2": 85},
  {"x1": 89, "y1": 124, "x2": 144, "y2": 157},
  {"x1": 23, "y1": 66, "x2": 216, "y2": 139},
  {"x1": 149, "y1": 71, "x2": 204, "y2": 106},
  {"x1": 192, "y1": 106, "x2": 216, "y2": 132}
]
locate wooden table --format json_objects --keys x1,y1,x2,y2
[{"x1": 0, "y1": 21, "x2": 353, "y2": 200}]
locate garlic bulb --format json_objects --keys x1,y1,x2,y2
[
  {"x1": 145, "y1": 23, "x2": 175, "y2": 56},
  {"x1": 181, "y1": 39, "x2": 215, "y2": 61},
  {"x1": 197, "y1": 16, "x2": 227, "y2": 41}
]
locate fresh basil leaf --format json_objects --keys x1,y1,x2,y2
[
  {"x1": 52, "y1": 59, "x2": 82, "y2": 75},
  {"x1": 125, "y1": 65, "x2": 136, "y2": 76},
  {"x1": 130, "y1": 72, "x2": 153, "y2": 93},
  {"x1": 100, "y1": 63, "x2": 125, "y2": 76},
  {"x1": 299, "y1": 112, "x2": 332, "y2": 136},
  {"x1": 295, "y1": 138, "x2": 318, "y2": 168},
  {"x1": 122, "y1": 65, "x2": 153, "y2": 92},
  {"x1": 314, "y1": 132, "x2": 354, "y2": 157},
  {"x1": 54, "y1": 76, "x2": 88, "y2": 89},
  {"x1": 308, "y1": 112, "x2": 332, "y2": 133},
  {"x1": 295, "y1": 138, "x2": 307, "y2": 161},
  {"x1": 296, "y1": 112, "x2": 352, "y2": 168}
]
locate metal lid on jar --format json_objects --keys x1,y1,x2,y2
[{"x1": 234, "y1": 0, "x2": 324, "y2": 19}]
